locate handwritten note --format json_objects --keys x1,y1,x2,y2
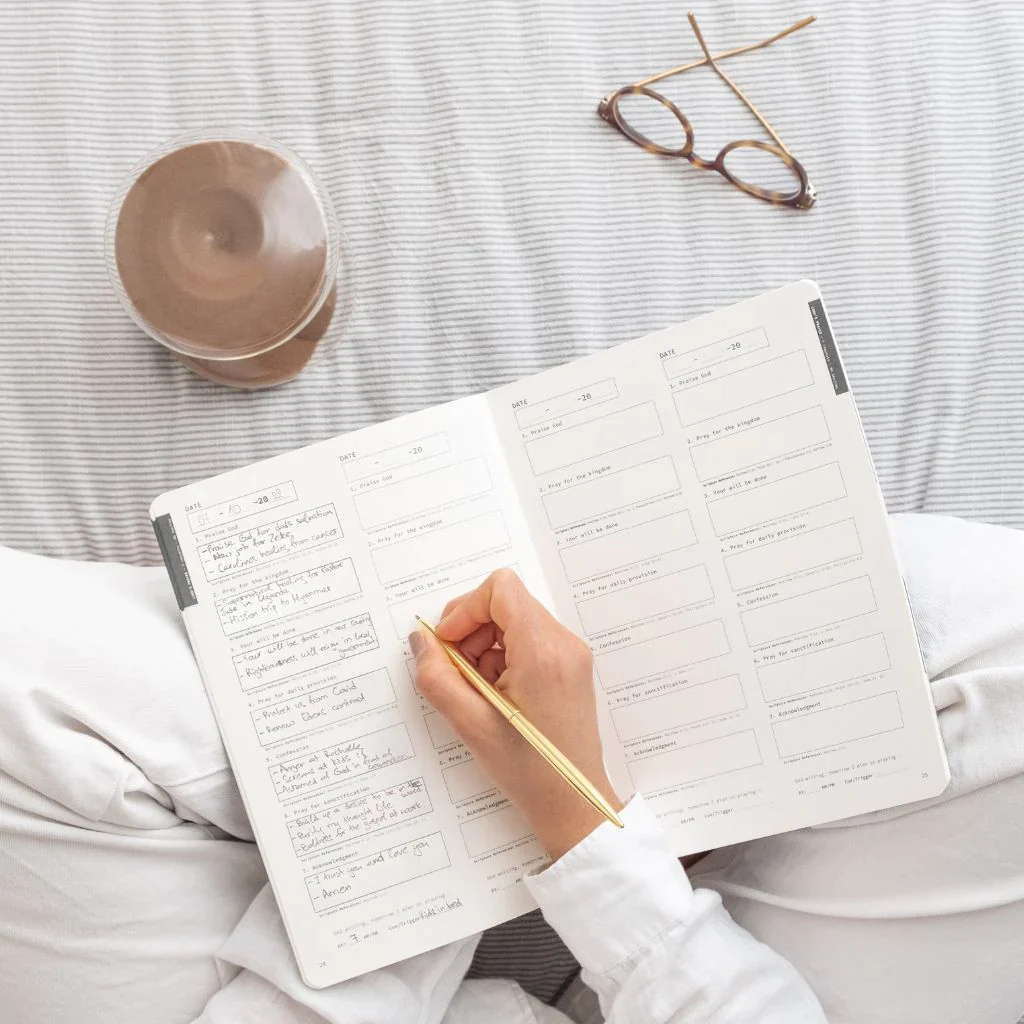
[
  {"x1": 250, "y1": 668, "x2": 397, "y2": 745},
  {"x1": 216, "y1": 559, "x2": 361, "y2": 636},
  {"x1": 197, "y1": 505, "x2": 342, "y2": 580},
  {"x1": 233, "y1": 613, "x2": 379, "y2": 690},
  {"x1": 305, "y1": 832, "x2": 451, "y2": 912},
  {"x1": 269, "y1": 724, "x2": 415, "y2": 799},
  {"x1": 287, "y1": 779, "x2": 431, "y2": 856}
]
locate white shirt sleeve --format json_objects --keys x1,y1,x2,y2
[
  {"x1": 201, "y1": 795, "x2": 823, "y2": 1024},
  {"x1": 524, "y1": 795, "x2": 826, "y2": 1024}
]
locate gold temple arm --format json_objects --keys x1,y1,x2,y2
[
  {"x1": 632, "y1": 14, "x2": 815, "y2": 90},
  {"x1": 686, "y1": 11, "x2": 793, "y2": 156}
]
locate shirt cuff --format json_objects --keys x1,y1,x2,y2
[{"x1": 523, "y1": 794, "x2": 694, "y2": 975}]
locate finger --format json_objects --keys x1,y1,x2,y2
[
  {"x1": 459, "y1": 622, "x2": 500, "y2": 662},
  {"x1": 477, "y1": 646, "x2": 507, "y2": 683},
  {"x1": 436, "y1": 568, "x2": 533, "y2": 641},
  {"x1": 410, "y1": 628, "x2": 497, "y2": 738},
  {"x1": 439, "y1": 591, "x2": 474, "y2": 623}
]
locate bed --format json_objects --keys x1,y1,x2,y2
[{"x1": 1, "y1": 0, "x2": 1021, "y2": 1011}]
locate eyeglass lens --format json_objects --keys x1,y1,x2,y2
[
  {"x1": 721, "y1": 144, "x2": 802, "y2": 197},
  {"x1": 613, "y1": 92, "x2": 690, "y2": 154},
  {"x1": 614, "y1": 92, "x2": 804, "y2": 201}
]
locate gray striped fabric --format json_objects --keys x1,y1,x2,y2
[
  {"x1": 1, "y1": 1, "x2": 1023, "y2": 567},
  {"x1": 1, "y1": 0, "x2": 1022, "y2": 1009}
]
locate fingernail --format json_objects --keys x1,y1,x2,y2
[{"x1": 409, "y1": 630, "x2": 425, "y2": 658}]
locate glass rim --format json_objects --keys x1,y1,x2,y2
[
  {"x1": 717, "y1": 139, "x2": 811, "y2": 205},
  {"x1": 104, "y1": 127, "x2": 343, "y2": 362},
  {"x1": 604, "y1": 88, "x2": 815, "y2": 208},
  {"x1": 606, "y1": 86, "x2": 695, "y2": 157}
]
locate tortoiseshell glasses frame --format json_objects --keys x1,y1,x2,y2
[{"x1": 598, "y1": 12, "x2": 817, "y2": 210}]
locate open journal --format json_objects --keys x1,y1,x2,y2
[{"x1": 151, "y1": 280, "x2": 949, "y2": 987}]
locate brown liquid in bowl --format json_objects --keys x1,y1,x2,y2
[{"x1": 114, "y1": 140, "x2": 333, "y2": 387}]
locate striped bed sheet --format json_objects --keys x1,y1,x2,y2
[{"x1": 1, "y1": 1, "x2": 1022, "y2": 565}]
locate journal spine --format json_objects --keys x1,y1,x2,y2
[
  {"x1": 808, "y1": 298, "x2": 849, "y2": 396},
  {"x1": 152, "y1": 513, "x2": 198, "y2": 611}
]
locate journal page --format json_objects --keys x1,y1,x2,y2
[
  {"x1": 150, "y1": 395, "x2": 551, "y2": 988},
  {"x1": 487, "y1": 281, "x2": 949, "y2": 854}
]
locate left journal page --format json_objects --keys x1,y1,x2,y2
[{"x1": 150, "y1": 395, "x2": 552, "y2": 988}]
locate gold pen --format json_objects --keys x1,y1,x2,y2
[{"x1": 415, "y1": 617, "x2": 625, "y2": 829}]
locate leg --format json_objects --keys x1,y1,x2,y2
[
  {"x1": 0, "y1": 546, "x2": 266, "y2": 1024},
  {"x1": 689, "y1": 514, "x2": 1024, "y2": 1024}
]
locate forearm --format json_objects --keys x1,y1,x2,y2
[{"x1": 524, "y1": 796, "x2": 826, "y2": 1024}]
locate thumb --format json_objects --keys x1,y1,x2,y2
[{"x1": 410, "y1": 627, "x2": 496, "y2": 741}]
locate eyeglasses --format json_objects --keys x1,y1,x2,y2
[{"x1": 598, "y1": 12, "x2": 817, "y2": 210}]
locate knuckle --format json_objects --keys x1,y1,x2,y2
[{"x1": 490, "y1": 567, "x2": 520, "y2": 590}]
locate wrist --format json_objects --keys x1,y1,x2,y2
[{"x1": 527, "y1": 776, "x2": 624, "y2": 861}]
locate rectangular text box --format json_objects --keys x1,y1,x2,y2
[
  {"x1": 559, "y1": 510, "x2": 696, "y2": 583},
  {"x1": 233, "y1": 613, "x2": 378, "y2": 691},
  {"x1": 424, "y1": 711, "x2": 460, "y2": 750},
  {"x1": 342, "y1": 433, "x2": 450, "y2": 483},
  {"x1": 515, "y1": 379, "x2": 619, "y2": 429},
  {"x1": 269, "y1": 724, "x2": 414, "y2": 800},
  {"x1": 287, "y1": 778, "x2": 430, "y2": 858},
  {"x1": 187, "y1": 481, "x2": 297, "y2": 533},
  {"x1": 757, "y1": 633, "x2": 891, "y2": 702},
  {"x1": 772, "y1": 691, "x2": 904, "y2": 758},
  {"x1": 740, "y1": 575, "x2": 877, "y2": 647},
  {"x1": 250, "y1": 668, "x2": 396, "y2": 746},
  {"x1": 708, "y1": 462, "x2": 847, "y2": 537},
  {"x1": 198, "y1": 505, "x2": 341, "y2": 582},
  {"x1": 442, "y1": 760, "x2": 496, "y2": 804},
  {"x1": 691, "y1": 407, "x2": 830, "y2": 482},
  {"x1": 525, "y1": 402, "x2": 663, "y2": 475},
  {"x1": 353, "y1": 457, "x2": 492, "y2": 529},
  {"x1": 663, "y1": 327, "x2": 769, "y2": 380},
  {"x1": 577, "y1": 565, "x2": 713, "y2": 636},
  {"x1": 724, "y1": 518, "x2": 862, "y2": 591},
  {"x1": 460, "y1": 805, "x2": 533, "y2": 859},
  {"x1": 305, "y1": 832, "x2": 450, "y2": 913},
  {"x1": 595, "y1": 619, "x2": 730, "y2": 690},
  {"x1": 628, "y1": 729, "x2": 762, "y2": 793},
  {"x1": 216, "y1": 559, "x2": 360, "y2": 637},
  {"x1": 388, "y1": 565, "x2": 517, "y2": 638},
  {"x1": 611, "y1": 674, "x2": 746, "y2": 742},
  {"x1": 371, "y1": 511, "x2": 509, "y2": 585},
  {"x1": 544, "y1": 456, "x2": 680, "y2": 529},
  {"x1": 675, "y1": 350, "x2": 814, "y2": 427}
]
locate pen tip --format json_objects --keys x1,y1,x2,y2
[{"x1": 414, "y1": 614, "x2": 422, "y2": 622}]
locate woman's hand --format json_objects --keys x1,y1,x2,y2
[{"x1": 410, "y1": 569, "x2": 623, "y2": 861}]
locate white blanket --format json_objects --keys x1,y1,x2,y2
[{"x1": 0, "y1": 513, "x2": 1022, "y2": 1023}]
